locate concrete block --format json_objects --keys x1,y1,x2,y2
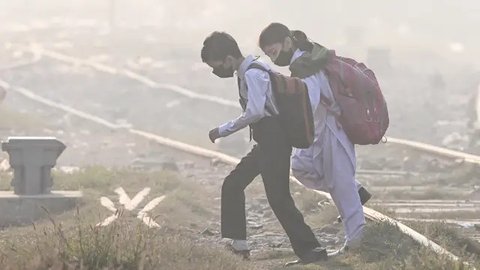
[
  {"x1": 0, "y1": 190, "x2": 82, "y2": 227},
  {"x1": 2, "y1": 137, "x2": 65, "y2": 195}
]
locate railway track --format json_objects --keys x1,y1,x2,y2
[
  {"x1": 25, "y1": 45, "x2": 480, "y2": 166},
  {"x1": 28, "y1": 44, "x2": 480, "y2": 213},
  {"x1": 1, "y1": 43, "x2": 480, "y2": 266}
]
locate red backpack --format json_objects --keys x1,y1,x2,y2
[{"x1": 322, "y1": 51, "x2": 389, "y2": 145}]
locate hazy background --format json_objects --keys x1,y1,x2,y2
[
  {"x1": 1, "y1": 0, "x2": 479, "y2": 154},
  {"x1": 2, "y1": 0, "x2": 479, "y2": 67}
]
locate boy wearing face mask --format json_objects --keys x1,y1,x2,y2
[{"x1": 201, "y1": 31, "x2": 328, "y2": 265}]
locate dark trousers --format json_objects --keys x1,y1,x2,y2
[{"x1": 221, "y1": 117, "x2": 320, "y2": 257}]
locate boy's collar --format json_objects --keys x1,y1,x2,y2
[{"x1": 237, "y1": 55, "x2": 258, "y2": 79}]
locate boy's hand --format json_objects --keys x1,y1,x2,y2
[{"x1": 209, "y1": 128, "x2": 221, "y2": 143}]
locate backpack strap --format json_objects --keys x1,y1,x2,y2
[
  {"x1": 320, "y1": 93, "x2": 333, "y2": 107},
  {"x1": 320, "y1": 93, "x2": 342, "y2": 119},
  {"x1": 244, "y1": 62, "x2": 274, "y2": 116},
  {"x1": 237, "y1": 76, "x2": 247, "y2": 111},
  {"x1": 238, "y1": 62, "x2": 269, "y2": 111},
  {"x1": 237, "y1": 62, "x2": 273, "y2": 142},
  {"x1": 247, "y1": 62, "x2": 269, "y2": 73}
]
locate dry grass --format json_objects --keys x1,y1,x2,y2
[
  {"x1": 0, "y1": 167, "x2": 259, "y2": 270},
  {"x1": 0, "y1": 217, "x2": 255, "y2": 270},
  {"x1": 2, "y1": 166, "x2": 479, "y2": 269},
  {"x1": 407, "y1": 221, "x2": 480, "y2": 264},
  {"x1": 269, "y1": 222, "x2": 473, "y2": 270}
]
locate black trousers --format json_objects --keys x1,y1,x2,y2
[{"x1": 221, "y1": 117, "x2": 320, "y2": 257}]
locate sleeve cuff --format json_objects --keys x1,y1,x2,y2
[{"x1": 218, "y1": 123, "x2": 229, "y2": 137}]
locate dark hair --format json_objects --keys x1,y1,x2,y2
[
  {"x1": 259, "y1": 23, "x2": 313, "y2": 52},
  {"x1": 291, "y1": 30, "x2": 313, "y2": 52},
  {"x1": 201, "y1": 31, "x2": 242, "y2": 63},
  {"x1": 259, "y1": 23, "x2": 291, "y2": 49}
]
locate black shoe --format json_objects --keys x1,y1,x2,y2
[
  {"x1": 285, "y1": 247, "x2": 328, "y2": 267},
  {"x1": 358, "y1": 186, "x2": 372, "y2": 204},
  {"x1": 337, "y1": 187, "x2": 372, "y2": 223}
]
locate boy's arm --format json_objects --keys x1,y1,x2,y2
[{"x1": 215, "y1": 69, "x2": 270, "y2": 139}]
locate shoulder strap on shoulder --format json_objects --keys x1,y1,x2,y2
[
  {"x1": 244, "y1": 62, "x2": 274, "y2": 116},
  {"x1": 246, "y1": 62, "x2": 269, "y2": 73},
  {"x1": 320, "y1": 93, "x2": 333, "y2": 107}
]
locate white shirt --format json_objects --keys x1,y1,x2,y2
[{"x1": 218, "y1": 55, "x2": 278, "y2": 137}]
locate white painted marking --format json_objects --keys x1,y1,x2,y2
[{"x1": 98, "y1": 187, "x2": 165, "y2": 228}]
